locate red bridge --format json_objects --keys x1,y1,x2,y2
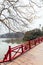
[{"x1": 0, "y1": 37, "x2": 43, "y2": 63}]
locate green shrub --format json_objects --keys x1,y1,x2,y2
[{"x1": 23, "y1": 29, "x2": 42, "y2": 41}]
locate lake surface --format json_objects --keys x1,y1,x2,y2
[{"x1": 0, "y1": 38, "x2": 19, "y2": 60}]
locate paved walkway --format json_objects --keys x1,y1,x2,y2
[{"x1": 1, "y1": 42, "x2": 43, "y2": 65}]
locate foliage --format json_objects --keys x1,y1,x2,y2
[{"x1": 23, "y1": 29, "x2": 43, "y2": 41}]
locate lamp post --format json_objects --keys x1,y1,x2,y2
[{"x1": 39, "y1": 24, "x2": 41, "y2": 30}]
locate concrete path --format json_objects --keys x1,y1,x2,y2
[{"x1": 1, "y1": 42, "x2": 43, "y2": 65}]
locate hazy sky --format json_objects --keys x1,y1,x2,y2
[
  {"x1": 31, "y1": 7, "x2": 43, "y2": 30},
  {"x1": 0, "y1": 0, "x2": 43, "y2": 34}
]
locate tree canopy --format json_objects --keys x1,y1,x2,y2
[{"x1": 0, "y1": 0, "x2": 43, "y2": 33}]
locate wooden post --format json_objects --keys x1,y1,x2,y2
[
  {"x1": 21, "y1": 45, "x2": 24, "y2": 53},
  {"x1": 9, "y1": 46, "x2": 11, "y2": 61},
  {"x1": 34, "y1": 40, "x2": 36, "y2": 46},
  {"x1": 38, "y1": 38, "x2": 40, "y2": 44},
  {"x1": 29, "y1": 40, "x2": 31, "y2": 49}
]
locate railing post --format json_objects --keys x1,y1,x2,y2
[
  {"x1": 34, "y1": 40, "x2": 36, "y2": 46},
  {"x1": 21, "y1": 45, "x2": 24, "y2": 53},
  {"x1": 29, "y1": 40, "x2": 31, "y2": 49},
  {"x1": 38, "y1": 38, "x2": 40, "y2": 43},
  {"x1": 9, "y1": 46, "x2": 11, "y2": 61},
  {"x1": 41, "y1": 37, "x2": 42, "y2": 42}
]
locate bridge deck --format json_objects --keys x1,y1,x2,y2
[{"x1": 1, "y1": 42, "x2": 43, "y2": 65}]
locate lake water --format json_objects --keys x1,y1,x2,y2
[{"x1": 0, "y1": 38, "x2": 19, "y2": 60}]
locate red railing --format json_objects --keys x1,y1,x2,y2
[{"x1": 0, "y1": 37, "x2": 43, "y2": 63}]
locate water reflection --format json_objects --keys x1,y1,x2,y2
[{"x1": 0, "y1": 38, "x2": 18, "y2": 60}]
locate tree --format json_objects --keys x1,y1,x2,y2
[{"x1": 0, "y1": 0, "x2": 42, "y2": 33}]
